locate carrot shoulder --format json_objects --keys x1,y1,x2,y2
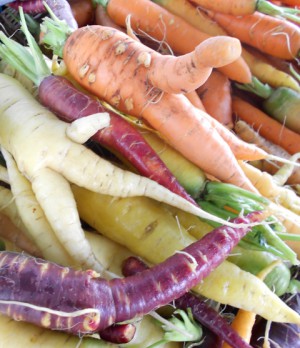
[{"x1": 101, "y1": 0, "x2": 252, "y2": 83}]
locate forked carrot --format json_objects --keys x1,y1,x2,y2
[
  {"x1": 209, "y1": 10, "x2": 300, "y2": 60},
  {"x1": 232, "y1": 96, "x2": 300, "y2": 154},
  {"x1": 196, "y1": 70, "x2": 233, "y2": 128},
  {"x1": 96, "y1": 0, "x2": 252, "y2": 83}
]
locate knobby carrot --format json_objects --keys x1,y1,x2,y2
[
  {"x1": 232, "y1": 96, "x2": 300, "y2": 154},
  {"x1": 41, "y1": 21, "x2": 262, "y2": 190},
  {"x1": 196, "y1": 70, "x2": 233, "y2": 128},
  {"x1": 209, "y1": 10, "x2": 300, "y2": 60},
  {"x1": 97, "y1": 0, "x2": 252, "y2": 83}
]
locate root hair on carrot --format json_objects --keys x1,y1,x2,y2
[{"x1": 175, "y1": 250, "x2": 199, "y2": 271}]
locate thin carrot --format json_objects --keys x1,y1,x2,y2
[
  {"x1": 208, "y1": 10, "x2": 300, "y2": 60},
  {"x1": 241, "y1": 47, "x2": 300, "y2": 91},
  {"x1": 96, "y1": 0, "x2": 252, "y2": 83},
  {"x1": 234, "y1": 120, "x2": 300, "y2": 186},
  {"x1": 221, "y1": 260, "x2": 282, "y2": 348},
  {"x1": 196, "y1": 70, "x2": 233, "y2": 128},
  {"x1": 232, "y1": 96, "x2": 300, "y2": 154},
  {"x1": 152, "y1": 0, "x2": 228, "y2": 37},
  {"x1": 190, "y1": 0, "x2": 300, "y2": 19}
]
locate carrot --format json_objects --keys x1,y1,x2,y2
[
  {"x1": 94, "y1": 3, "x2": 125, "y2": 31},
  {"x1": 39, "y1": 17, "x2": 269, "y2": 191},
  {"x1": 208, "y1": 10, "x2": 300, "y2": 60},
  {"x1": 122, "y1": 255, "x2": 253, "y2": 348},
  {"x1": 234, "y1": 120, "x2": 300, "y2": 186},
  {"x1": 236, "y1": 77, "x2": 300, "y2": 134},
  {"x1": 96, "y1": 0, "x2": 252, "y2": 83},
  {"x1": 69, "y1": 0, "x2": 94, "y2": 27},
  {"x1": 152, "y1": 0, "x2": 228, "y2": 37},
  {"x1": 241, "y1": 47, "x2": 300, "y2": 92},
  {"x1": 190, "y1": 0, "x2": 300, "y2": 19},
  {"x1": 184, "y1": 90, "x2": 206, "y2": 110},
  {"x1": 196, "y1": 70, "x2": 233, "y2": 128},
  {"x1": 221, "y1": 260, "x2": 282, "y2": 348},
  {"x1": 38, "y1": 75, "x2": 197, "y2": 205},
  {"x1": 232, "y1": 96, "x2": 300, "y2": 154},
  {"x1": 0, "y1": 211, "x2": 286, "y2": 336},
  {"x1": 72, "y1": 184, "x2": 300, "y2": 323}
]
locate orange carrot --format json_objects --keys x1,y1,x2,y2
[
  {"x1": 49, "y1": 24, "x2": 258, "y2": 190},
  {"x1": 98, "y1": 0, "x2": 252, "y2": 83},
  {"x1": 187, "y1": 0, "x2": 258, "y2": 15},
  {"x1": 208, "y1": 10, "x2": 300, "y2": 60},
  {"x1": 184, "y1": 90, "x2": 206, "y2": 110},
  {"x1": 196, "y1": 70, "x2": 233, "y2": 128},
  {"x1": 232, "y1": 96, "x2": 300, "y2": 154}
]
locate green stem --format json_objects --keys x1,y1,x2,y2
[
  {"x1": 257, "y1": 0, "x2": 300, "y2": 23},
  {"x1": 235, "y1": 76, "x2": 274, "y2": 99},
  {"x1": 276, "y1": 232, "x2": 300, "y2": 242},
  {"x1": 92, "y1": 0, "x2": 109, "y2": 7}
]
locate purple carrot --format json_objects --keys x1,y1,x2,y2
[
  {"x1": 122, "y1": 256, "x2": 253, "y2": 348},
  {"x1": 0, "y1": 211, "x2": 264, "y2": 336},
  {"x1": 99, "y1": 323, "x2": 136, "y2": 344},
  {"x1": 9, "y1": 0, "x2": 78, "y2": 29},
  {"x1": 38, "y1": 75, "x2": 196, "y2": 205},
  {"x1": 8, "y1": 0, "x2": 45, "y2": 14}
]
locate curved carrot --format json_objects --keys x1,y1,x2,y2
[
  {"x1": 0, "y1": 211, "x2": 270, "y2": 335},
  {"x1": 196, "y1": 70, "x2": 234, "y2": 128},
  {"x1": 209, "y1": 11, "x2": 300, "y2": 60},
  {"x1": 97, "y1": 0, "x2": 252, "y2": 83},
  {"x1": 232, "y1": 96, "x2": 300, "y2": 154}
]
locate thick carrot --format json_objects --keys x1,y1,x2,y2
[
  {"x1": 97, "y1": 0, "x2": 252, "y2": 83},
  {"x1": 196, "y1": 70, "x2": 233, "y2": 128},
  {"x1": 45, "y1": 24, "x2": 263, "y2": 191},
  {"x1": 209, "y1": 10, "x2": 300, "y2": 60},
  {"x1": 122, "y1": 256, "x2": 253, "y2": 348},
  {"x1": 0, "y1": 211, "x2": 278, "y2": 336},
  {"x1": 232, "y1": 96, "x2": 300, "y2": 154}
]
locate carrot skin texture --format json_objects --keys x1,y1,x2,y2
[
  {"x1": 0, "y1": 211, "x2": 264, "y2": 335},
  {"x1": 38, "y1": 75, "x2": 196, "y2": 204},
  {"x1": 209, "y1": 11, "x2": 300, "y2": 60},
  {"x1": 122, "y1": 256, "x2": 253, "y2": 348},
  {"x1": 8, "y1": 0, "x2": 45, "y2": 14},
  {"x1": 103, "y1": 0, "x2": 252, "y2": 83},
  {"x1": 62, "y1": 26, "x2": 261, "y2": 190}
]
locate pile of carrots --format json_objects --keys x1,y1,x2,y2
[{"x1": 0, "y1": 0, "x2": 300, "y2": 347}]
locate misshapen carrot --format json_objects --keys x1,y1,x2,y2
[
  {"x1": 98, "y1": 0, "x2": 252, "y2": 83},
  {"x1": 209, "y1": 10, "x2": 300, "y2": 60},
  {"x1": 57, "y1": 25, "x2": 259, "y2": 190}
]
